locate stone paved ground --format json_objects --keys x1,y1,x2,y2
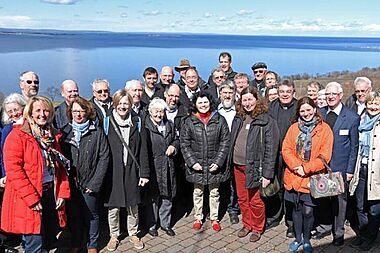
[{"x1": 91, "y1": 211, "x2": 380, "y2": 253}]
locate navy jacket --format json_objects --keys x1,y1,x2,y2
[{"x1": 320, "y1": 104, "x2": 359, "y2": 177}]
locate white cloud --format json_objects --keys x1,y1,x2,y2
[
  {"x1": 148, "y1": 10, "x2": 161, "y2": 16},
  {"x1": 204, "y1": 12, "x2": 212, "y2": 18},
  {"x1": 0, "y1": 15, "x2": 36, "y2": 28},
  {"x1": 120, "y1": 13, "x2": 128, "y2": 18},
  {"x1": 236, "y1": 9, "x2": 254, "y2": 16},
  {"x1": 41, "y1": 0, "x2": 80, "y2": 5},
  {"x1": 219, "y1": 16, "x2": 227, "y2": 22}
]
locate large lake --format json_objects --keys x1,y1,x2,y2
[{"x1": 1, "y1": 31, "x2": 380, "y2": 97}]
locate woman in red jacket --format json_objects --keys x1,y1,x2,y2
[
  {"x1": 1, "y1": 96, "x2": 70, "y2": 253},
  {"x1": 282, "y1": 97, "x2": 333, "y2": 253}
]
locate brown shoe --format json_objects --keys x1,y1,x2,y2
[
  {"x1": 106, "y1": 235, "x2": 119, "y2": 251},
  {"x1": 249, "y1": 232, "x2": 261, "y2": 242},
  {"x1": 237, "y1": 227, "x2": 250, "y2": 238},
  {"x1": 129, "y1": 235, "x2": 144, "y2": 250}
]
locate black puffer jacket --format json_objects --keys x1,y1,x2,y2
[
  {"x1": 60, "y1": 121, "x2": 110, "y2": 193},
  {"x1": 229, "y1": 113, "x2": 279, "y2": 189},
  {"x1": 180, "y1": 111, "x2": 230, "y2": 185},
  {"x1": 145, "y1": 117, "x2": 179, "y2": 198}
]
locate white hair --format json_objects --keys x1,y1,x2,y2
[
  {"x1": 125, "y1": 79, "x2": 142, "y2": 90},
  {"x1": 354, "y1": 77, "x2": 372, "y2": 88},
  {"x1": 2, "y1": 93, "x2": 27, "y2": 124},
  {"x1": 91, "y1": 79, "x2": 110, "y2": 90},
  {"x1": 317, "y1": 89, "x2": 325, "y2": 96},
  {"x1": 148, "y1": 97, "x2": 168, "y2": 115},
  {"x1": 325, "y1": 82, "x2": 343, "y2": 93}
]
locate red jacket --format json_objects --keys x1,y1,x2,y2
[
  {"x1": 1, "y1": 122, "x2": 70, "y2": 234},
  {"x1": 282, "y1": 121, "x2": 333, "y2": 194}
]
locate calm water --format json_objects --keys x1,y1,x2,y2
[{"x1": 1, "y1": 31, "x2": 380, "y2": 97}]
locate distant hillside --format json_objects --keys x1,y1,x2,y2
[{"x1": 285, "y1": 67, "x2": 380, "y2": 100}]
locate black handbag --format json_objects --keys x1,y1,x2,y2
[{"x1": 258, "y1": 126, "x2": 280, "y2": 197}]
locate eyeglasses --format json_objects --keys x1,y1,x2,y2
[
  {"x1": 23, "y1": 80, "x2": 39, "y2": 85},
  {"x1": 214, "y1": 76, "x2": 225, "y2": 80},
  {"x1": 95, "y1": 89, "x2": 109, "y2": 94},
  {"x1": 254, "y1": 70, "x2": 265, "y2": 74},
  {"x1": 72, "y1": 110, "x2": 86, "y2": 114},
  {"x1": 325, "y1": 92, "x2": 340, "y2": 97},
  {"x1": 355, "y1": 89, "x2": 369, "y2": 94}
]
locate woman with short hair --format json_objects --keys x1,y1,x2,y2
[
  {"x1": 180, "y1": 91, "x2": 230, "y2": 232},
  {"x1": 60, "y1": 96, "x2": 109, "y2": 253},
  {"x1": 1, "y1": 96, "x2": 70, "y2": 252},
  {"x1": 145, "y1": 97, "x2": 178, "y2": 237},
  {"x1": 103, "y1": 89, "x2": 149, "y2": 251}
]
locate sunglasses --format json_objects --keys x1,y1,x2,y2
[
  {"x1": 95, "y1": 89, "x2": 109, "y2": 94},
  {"x1": 24, "y1": 80, "x2": 39, "y2": 85},
  {"x1": 254, "y1": 70, "x2": 265, "y2": 74}
]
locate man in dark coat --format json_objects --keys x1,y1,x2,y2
[
  {"x1": 141, "y1": 67, "x2": 164, "y2": 105},
  {"x1": 204, "y1": 67, "x2": 226, "y2": 104},
  {"x1": 268, "y1": 79, "x2": 297, "y2": 237},
  {"x1": 179, "y1": 67, "x2": 203, "y2": 108},
  {"x1": 54, "y1": 79, "x2": 79, "y2": 130},
  {"x1": 345, "y1": 76, "x2": 372, "y2": 117},
  {"x1": 156, "y1": 66, "x2": 175, "y2": 93},
  {"x1": 90, "y1": 79, "x2": 112, "y2": 134},
  {"x1": 315, "y1": 82, "x2": 359, "y2": 246},
  {"x1": 249, "y1": 62, "x2": 267, "y2": 95}
]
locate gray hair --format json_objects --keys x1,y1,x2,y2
[
  {"x1": 366, "y1": 91, "x2": 380, "y2": 104},
  {"x1": 148, "y1": 97, "x2": 168, "y2": 115},
  {"x1": 2, "y1": 93, "x2": 27, "y2": 124},
  {"x1": 317, "y1": 89, "x2": 326, "y2": 96},
  {"x1": 211, "y1": 67, "x2": 225, "y2": 76},
  {"x1": 19, "y1": 71, "x2": 39, "y2": 81},
  {"x1": 125, "y1": 79, "x2": 142, "y2": 90},
  {"x1": 219, "y1": 79, "x2": 236, "y2": 93},
  {"x1": 325, "y1": 82, "x2": 343, "y2": 93},
  {"x1": 91, "y1": 79, "x2": 110, "y2": 90},
  {"x1": 354, "y1": 77, "x2": 372, "y2": 88}
]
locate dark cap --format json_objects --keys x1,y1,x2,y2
[{"x1": 251, "y1": 62, "x2": 267, "y2": 70}]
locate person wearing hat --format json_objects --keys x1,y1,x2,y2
[
  {"x1": 250, "y1": 62, "x2": 268, "y2": 96},
  {"x1": 175, "y1": 59, "x2": 191, "y2": 88}
]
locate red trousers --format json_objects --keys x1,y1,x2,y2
[{"x1": 234, "y1": 164, "x2": 265, "y2": 233}]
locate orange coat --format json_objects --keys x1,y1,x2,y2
[{"x1": 282, "y1": 121, "x2": 333, "y2": 194}]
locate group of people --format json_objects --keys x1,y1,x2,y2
[{"x1": 0, "y1": 52, "x2": 379, "y2": 253}]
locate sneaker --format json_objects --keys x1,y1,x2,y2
[
  {"x1": 211, "y1": 220, "x2": 221, "y2": 232},
  {"x1": 303, "y1": 242, "x2": 313, "y2": 253},
  {"x1": 129, "y1": 235, "x2": 144, "y2": 250},
  {"x1": 193, "y1": 220, "x2": 202, "y2": 230},
  {"x1": 288, "y1": 240, "x2": 303, "y2": 252},
  {"x1": 106, "y1": 235, "x2": 119, "y2": 252}
]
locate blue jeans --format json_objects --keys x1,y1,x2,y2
[{"x1": 23, "y1": 186, "x2": 60, "y2": 253}]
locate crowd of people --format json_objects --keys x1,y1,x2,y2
[{"x1": 0, "y1": 51, "x2": 379, "y2": 253}]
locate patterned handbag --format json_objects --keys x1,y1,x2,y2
[{"x1": 309, "y1": 155, "x2": 345, "y2": 198}]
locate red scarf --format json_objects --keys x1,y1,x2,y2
[{"x1": 195, "y1": 111, "x2": 212, "y2": 125}]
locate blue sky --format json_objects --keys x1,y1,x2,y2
[{"x1": 0, "y1": 0, "x2": 380, "y2": 37}]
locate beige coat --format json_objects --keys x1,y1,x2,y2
[{"x1": 350, "y1": 120, "x2": 380, "y2": 200}]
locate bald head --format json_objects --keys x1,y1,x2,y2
[
  {"x1": 165, "y1": 84, "x2": 181, "y2": 110},
  {"x1": 160, "y1": 66, "x2": 174, "y2": 85},
  {"x1": 61, "y1": 79, "x2": 79, "y2": 104}
]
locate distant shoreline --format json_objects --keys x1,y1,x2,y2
[{"x1": 1, "y1": 28, "x2": 380, "y2": 53}]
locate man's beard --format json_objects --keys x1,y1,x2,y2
[{"x1": 222, "y1": 99, "x2": 234, "y2": 109}]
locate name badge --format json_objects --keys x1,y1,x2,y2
[
  {"x1": 245, "y1": 124, "x2": 250, "y2": 130},
  {"x1": 339, "y1": 129, "x2": 349, "y2": 136}
]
